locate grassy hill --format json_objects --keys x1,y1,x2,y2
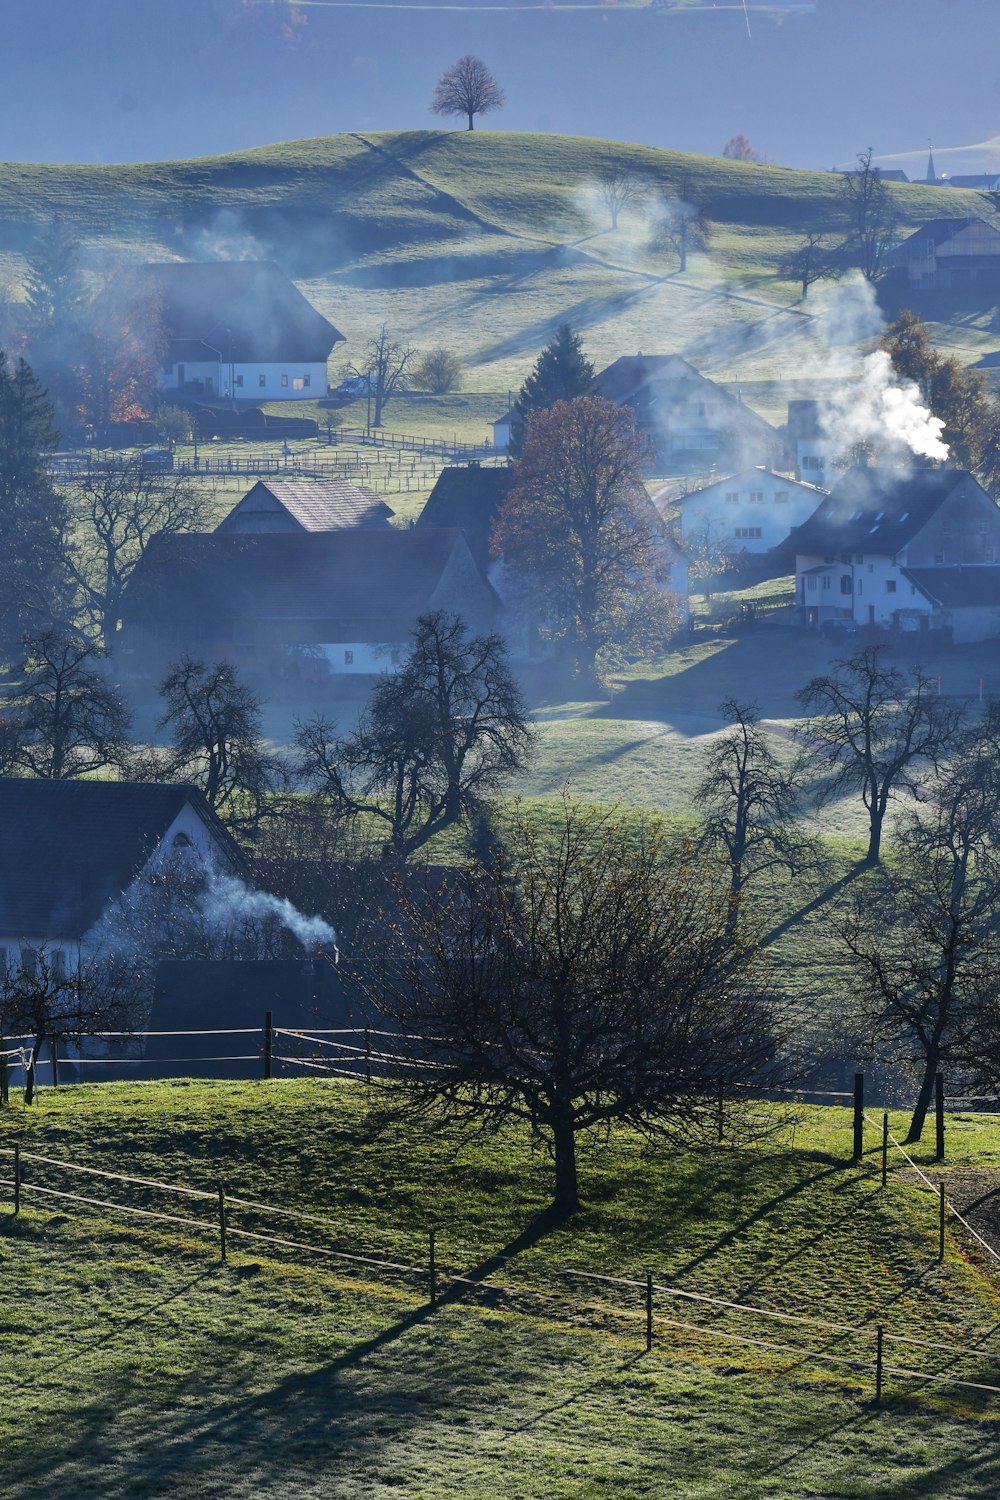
[
  {"x1": 3, "y1": 1078, "x2": 1000, "y2": 1497},
  {"x1": 2, "y1": 131, "x2": 995, "y2": 417}
]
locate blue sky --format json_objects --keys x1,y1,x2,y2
[{"x1": 3, "y1": 0, "x2": 999, "y2": 173}]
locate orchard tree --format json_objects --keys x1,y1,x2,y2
[
  {"x1": 362, "y1": 796, "x2": 783, "y2": 1213},
  {"x1": 63, "y1": 455, "x2": 212, "y2": 649},
  {"x1": 510, "y1": 323, "x2": 595, "y2": 455},
  {"x1": 296, "y1": 611, "x2": 533, "y2": 861},
  {"x1": 350, "y1": 325, "x2": 417, "y2": 428},
  {"x1": 2, "y1": 630, "x2": 132, "y2": 779},
  {"x1": 158, "y1": 657, "x2": 285, "y2": 832},
  {"x1": 796, "y1": 646, "x2": 961, "y2": 866},
  {"x1": 414, "y1": 347, "x2": 463, "y2": 394},
  {"x1": 839, "y1": 149, "x2": 900, "y2": 283},
  {"x1": 495, "y1": 396, "x2": 676, "y2": 688},
  {"x1": 431, "y1": 55, "x2": 505, "y2": 130},
  {"x1": 698, "y1": 700, "x2": 812, "y2": 934},
  {"x1": 723, "y1": 135, "x2": 759, "y2": 162},
  {"x1": 596, "y1": 163, "x2": 641, "y2": 231},
  {"x1": 778, "y1": 232, "x2": 842, "y2": 301},
  {"x1": 648, "y1": 179, "x2": 709, "y2": 272},
  {"x1": 881, "y1": 310, "x2": 997, "y2": 475}
]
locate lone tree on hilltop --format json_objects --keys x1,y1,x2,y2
[
  {"x1": 723, "y1": 134, "x2": 759, "y2": 163},
  {"x1": 363, "y1": 796, "x2": 783, "y2": 1214},
  {"x1": 296, "y1": 611, "x2": 533, "y2": 862},
  {"x1": 510, "y1": 323, "x2": 596, "y2": 455},
  {"x1": 431, "y1": 55, "x2": 505, "y2": 131},
  {"x1": 796, "y1": 646, "x2": 961, "y2": 867},
  {"x1": 839, "y1": 148, "x2": 900, "y2": 283},
  {"x1": 495, "y1": 396, "x2": 677, "y2": 689}
]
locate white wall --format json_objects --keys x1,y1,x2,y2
[
  {"x1": 679, "y1": 470, "x2": 824, "y2": 556},
  {"x1": 160, "y1": 361, "x2": 327, "y2": 402},
  {"x1": 796, "y1": 552, "x2": 933, "y2": 626},
  {"x1": 315, "y1": 642, "x2": 404, "y2": 674}
]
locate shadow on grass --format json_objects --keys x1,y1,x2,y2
[{"x1": 759, "y1": 862, "x2": 866, "y2": 947}]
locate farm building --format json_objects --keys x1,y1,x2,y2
[
  {"x1": 785, "y1": 465, "x2": 1000, "y2": 640},
  {"x1": 146, "y1": 260, "x2": 344, "y2": 402},
  {"x1": 664, "y1": 466, "x2": 827, "y2": 560},
  {"x1": 216, "y1": 478, "x2": 394, "y2": 534},
  {"x1": 119, "y1": 527, "x2": 499, "y2": 678},
  {"x1": 892, "y1": 219, "x2": 1000, "y2": 289}
]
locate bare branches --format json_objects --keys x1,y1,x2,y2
[
  {"x1": 431, "y1": 55, "x2": 505, "y2": 131},
  {"x1": 349, "y1": 325, "x2": 417, "y2": 428},
  {"x1": 2, "y1": 629, "x2": 132, "y2": 779},
  {"x1": 838, "y1": 149, "x2": 901, "y2": 283},
  {"x1": 596, "y1": 163, "x2": 641, "y2": 232}
]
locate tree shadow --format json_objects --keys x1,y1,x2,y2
[{"x1": 759, "y1": 862, "x2": 867, "y2": 946}]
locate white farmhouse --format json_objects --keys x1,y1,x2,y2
[
  {"x1": 0, "y1": 779, "x2": 243, "y2": 981},
  {"x1": 664, "y1": 466, "x2": 827, "y2": 560},
  {"x1": 786, "y1": 466, "x2": 1000, "y2": 641},
  {"x1": 145, "y1": 261, "x2": 344, "y2": 403}
]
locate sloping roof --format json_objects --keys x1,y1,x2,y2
[
  {"x1": 783, "y1": 466, "x2": 974, "y2": 557},
  {"x1": 902, "y1": 567, "x2": 1000, "y2": 609},
  {"x1": 0, "y1": 780, "x2": 239, "y2": 941},
  {"x1": 895, "y1": 218, "x2": 981, "y2": 251},
  {"x1": 947, "y1": 175, "x2": 1000, "y2": 190},
  {"x1": 143, "y1": 261, "x2": 343, "y2": 363},
  {"x1": 670, "y1": 467, "x2": 826, "y2": 505},
  {"x1": 597, "y1": 354, "x2": 695, "y2": 404},
  {"x1": 416, "y1": 464, "x2": 514, "y2": 570},
  {"x1": 123, "y1": 528, "x2": 493, "y2": 635},
  {"x1": 216, "y1": 479, "x2": 394, "y2": 533}
]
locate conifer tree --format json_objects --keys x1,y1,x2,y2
[
  {"x1": 510, "y1": 324, "x2": 596, "y2": 455},
  {"x1": 0, "y1": 354, "x2": 68, "y2": 652}
]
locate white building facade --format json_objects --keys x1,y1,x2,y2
[{"x1": 669, "y1": 467, "x2": 827, "y2": 558}]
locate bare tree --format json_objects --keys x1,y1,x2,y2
[
  {"x1": 363, "y1": 796, "x2": 783, "y2": 1213},
  {"x1": 796, "y1": 647, "x2": 961, "y2": 866},
  {"x1": 414, "y1": 347, "x2": 463, "y2": 394},
  {"x1": 158, "y1": 657, "x2": 285, "y2": 833},
  {"x1": 297, "y1": 612, "x2": 533, "y2": 862},
  {"x1": 836, "y1": 709, "x2": 1000, "y2": 1142},
  {"x1": 699, "y1": 700, "x2": 813, "y2": 935},
  {"x1": 596, "y1": 163, "x2": 641, "y2": 231},
  {"x1": 722, "y1": 135, "x2": 759, "y2": 163},
  {"x1": 350, "y1": 325, "x2": 417, "y2": 429},
  {"x1": 778, "y1": 232, "x2": 842, "y2": 301},
  {"x1": 0, "y1": 947, "x2": 138, "y2": 1105},
  {"x1": 431, "y1": 55, "x2": 505, "y2": 131},
  {"x1": 3, "y1": 629, "x2": 132, "y2": 779},
  {"x1": 648, "y1": 179, "x2": 708, "y2": 272},
  {"x1": 63, "y1": 455, "x2": 212, "y2": 649},
  {"x1": 838, "y1": 149, "x2": 901, "y2": 283}
]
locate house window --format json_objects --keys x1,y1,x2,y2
[
  {"x1": 734, "y1": 527, "x2": 762, "y2": 539},
  {"x1": 749, "y1": 491, "x2": 764, "y2": 504},
  {"x1": 886, "y1": 579, "x2": 897, "y2": 593},
  {"x1": 172, "y1": 832, "x2": 193, "y2": 850},
  {"x1": 235, "y1": 374, "x2": 244, "y2": 388},
  {"x1": 293, "y1": 378, "x2": 306, "y2": 391},
  {"x1": 344, "y1": 650, "x2": 354, "y2": 665},
  {"x1": 281, "y1": 374, "x2": 289, "y2": 388},
  {"x1": 857, "y1": 579, "x2": 863, "y2": 594},
  {"x1": 935, "y1": 551, "x2": 945, "y2": 564},
  {"x1": 822, "y1": 575, "x2": 831, "y2": 590},
  {"x1": 806, "y1": 576, "x2": 816, "y2": 591},
  {"x1": 259, "y1": 374, "x2": 267, "y2": 387},
  {"x1": 986, "y1": 548, "x2": 996, "y2": 563},
  {"x1": 725, "y1": 492, "x2": 738, "y2": 504},
  {"x1": 840, "y1": 575, "x2": 852, "y2": 595},
  {"x1": 51, "y1": 949, "x2": 67, "y2": 981},
  {"x1": 19, "y1": 947, "x2": 37, "y2": 978},
  {"x1": 303, "y1": 374, "x2": 311, "y2": 388},
  {"x1": 775, "y1": 491, "x2": 788, "y2": 503}
]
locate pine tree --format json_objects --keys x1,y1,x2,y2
[
  {"x1": 24, "y1": 217, "x2": 85, "y2": 335},
  {"x1": 510, "y1": 324, "x2": 596, "y2": 455},
  {"x1": 0, "y1": 355, "x2": 68, "y2": 653}
]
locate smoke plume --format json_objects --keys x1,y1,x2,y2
[{"x1": 203, "y1": 869, "x2": 338, "y2": 955}]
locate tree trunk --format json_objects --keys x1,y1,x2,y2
[
  {"x1": 467, "y1": 113, "x2": 474, "y2": 130},
  {"x1": 24, "y1": 1031, "x2": 44, "y2": 1106},
  {"x1": 905, "y1": 1047, "x2": 941, "y2": 1144},
  {"x1": 865, "y1": 806, "x2": 884, "y2": 865},
  {"x1": 552, "y1": 1112, "x2": 580, "y2": 1214}
]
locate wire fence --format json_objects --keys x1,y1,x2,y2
[{"x1": 3, "y1": 1136, "x2": 1000, "y2": 1408}]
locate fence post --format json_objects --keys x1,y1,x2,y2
[
  {"x1": 939, "y1": 1181, "x2": 946, "y2": 1263},
  {"x1": 263, "y1": 1010, "x2": 273, "y2": 1081},
  {"x1": 717, "y1": 1083, "x2": 724, "y2": 1143},
  {"x1": 935, "y1": 1073, "x2": 945, "y2": 1162},
  {"x1": 646, "y1": 1272, "x2": 653, "y2": 1353},
  {"x1": 875, "y1": 1324, "x2": 884, "y2": 1406},
  {"x1": 0, "y1": 1045, "x2": 7, "y2": 1106},
  {"x1": 429, "y1": 1228, "x2": 437, "y2": 1308},
  {"x1": 881, "y1": 1111, "x2": 888, "y2": 1189},
  {"x1": 218, "y1": 1182, "x2": 227, "y2": 1263},
  {"x1": 852, "y1": 1072, "x2": 864, "y2": 1163},
  {"x1": 365, "y1": 1026, "x2": 372, "y2": 1086},
  {"x1": 13, "y1": 1142, "x2": 20, "y2": 1214}
]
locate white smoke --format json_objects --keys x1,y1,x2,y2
[
  {"x1": 186, "y1": 208, "x2": 267, "y2": 263},
  {"x1": 809, "y1": 281, "x2": 950, "y2": 465},
  {"x1": 202, "y1": 870, "x2": 338, "y2": 957}
]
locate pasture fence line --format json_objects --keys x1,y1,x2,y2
[{"x1": 2, "y1": 1139, "x2": 1000, "y2": 1408}]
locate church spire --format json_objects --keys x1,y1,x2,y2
[{"x1": 925, "y1": 143, "x2": 937, "y2": 183}]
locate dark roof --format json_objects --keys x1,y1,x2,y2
[
  {"x1": 947, "y1": 175, "x2": 1000, "y2": 190},
  {"x1": 878, "y1": 169, "x2": 910, "y2": 183},
  {"x1": 416, "y1": 464, "x2": 514, "y2": 571},
  {"x1": 216, "y1": 478, "x2": 394, "y2": 534},
  {"x1": 143, "y1": 261, "x2": 343, "y2": 363},
  {"x1": 902, "y1": 567, "x2": 1000, "y2": 609},
  {"x1": 123, "y1": 528, "x2": 492, "y2": 635},
  {"x1": 597, "y1": 354, "x2": 694, "y2": 403},
  {"x1": 671, "y1": 467, "x2": 826, "y2": 505},
  {"x1": 0, "y1": 780, "x2": 239, "y2": 941},
  {"x1": 783, "y1": 466, "x2": 975, "y2": 557}
]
